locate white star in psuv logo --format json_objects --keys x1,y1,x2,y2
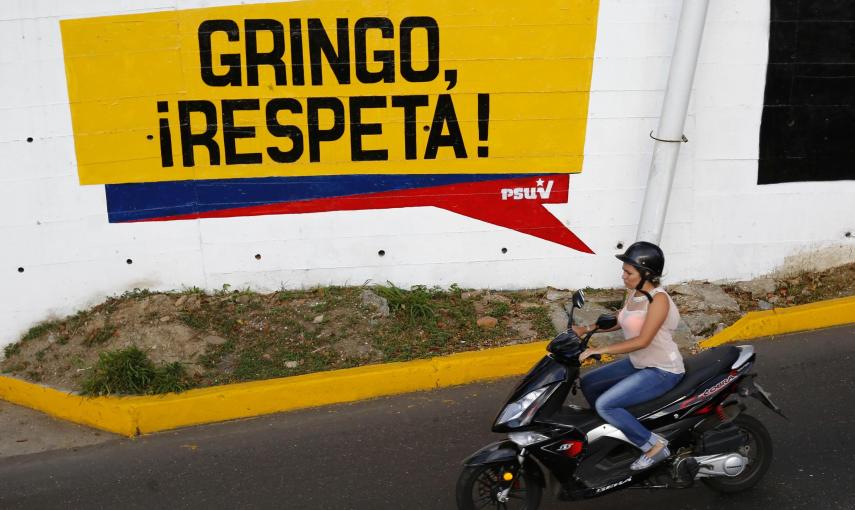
[{"x1": 500, "y1": 179, "x2": 554, "y2": 200}]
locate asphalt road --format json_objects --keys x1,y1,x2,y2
[{"x1": 2, "y1": 325, "x2": 854, "y2": 510}]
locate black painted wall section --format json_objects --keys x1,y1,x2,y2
[{"x1": 758, "y1": 0, "x2": 855, "y2": 184}]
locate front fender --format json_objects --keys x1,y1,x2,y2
[
  {"x1": 462, "y1": 440, "x2": 520, "y2": 467},
  {"x1": 462, "y1": 441, "x2": 547, "y2": 489}
]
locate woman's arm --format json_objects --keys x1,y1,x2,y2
[{"x1": 580, "y1": 293, "x2": 669, "y2": 360}]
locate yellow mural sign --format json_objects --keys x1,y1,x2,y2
[{"x1": 61, "y1": 0, "x2": 599, "y2": 185}]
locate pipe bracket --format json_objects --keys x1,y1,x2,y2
[{"x1": 649, "y1": 130, "x2": 688, "y2": 143}]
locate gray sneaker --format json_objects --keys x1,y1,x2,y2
[{"x1": 630, "y1": 445, "x2": 671, "y2": 471}]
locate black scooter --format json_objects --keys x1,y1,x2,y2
[{"x1": 456, "y1": 290, "x2": 785, "y2": 509}]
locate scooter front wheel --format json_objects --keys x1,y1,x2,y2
[{"x1": 456, "y1": 461, "x2": 543, "y2": 510}]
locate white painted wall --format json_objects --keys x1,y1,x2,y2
[{"x1": 2, "y1": 0, "x2": 854, "y2": 346}]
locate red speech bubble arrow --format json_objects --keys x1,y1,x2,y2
[{"x1": 145, "y1": 175, "x2": 592, "y2": 253}]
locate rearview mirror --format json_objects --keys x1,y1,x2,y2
[{"x1": 572, "y1": 289, "x2": 585, "y2": 310}]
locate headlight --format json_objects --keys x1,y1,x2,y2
[
  {"x1": 495, "y1": 387, "x2": 549, "y2": 427},
  {"x1": 508, "y1": 431, "x2": 549, "y2": 447}
]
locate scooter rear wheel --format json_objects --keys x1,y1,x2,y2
[
  {"x1": 456, "y1": 462, "x2": 543, "y2": 510},
  {"x1": 702, "y1": 413, "x2": 773, "y2": 493}
]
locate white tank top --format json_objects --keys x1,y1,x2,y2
[{"x1": 617, "y1": 288, "x2": 685, "y2": 374}]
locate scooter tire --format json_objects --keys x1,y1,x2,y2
[
  {"x1": 702, "y1": 413, "x2": 773, "y2": 494},
  {"x1": 456, "y1": 461, "x2": 543, "y2": 510}
]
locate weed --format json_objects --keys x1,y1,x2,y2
[
  {"x1": 65, "y1": 310, "x2": 90, "y2": 334},
  {"x1": 179, "y1": 311, "x2": 210, "y2": 330},
  {"x1": 489, "y1": 302, "x2": 511, "y2": 318},
  {"x1": 523, "y1": 306, "x2": 555, "y2": 338},
  {"x1": 121, "y1": 288, "x2": 153, "y2": 299},
  {"x1": 35, "y1": 349, "x2": 47, "y2": 361},
  {"x1": 4, "y1": 343, "x2": 21, "y2": 358},
  {"x1": 3, "y1": 361, "x2": 27, "y2": 373},
  {"x1": 20, "y1": 320, "x2": 62, "y2": 343},
  {"x1": 375, "y1": 282, "x2": 435, "y2": 324},
  {"x1": 82, "y1": 324, "x2": 117, "y2": 347},
  {"x1": 449, "y1": 283, "x2": 463, "y2": 298},
  {"x1": 310, "y1": 301, "x2": 330, "y2": 313},
  {"x1": 151, "y1": 362, "x2": 191, "y2": 394},
  {"x1": 81, "y1": 347, "x2": 154, "y2": 395},
  {"x1": 81, "y1": 346, "x2": 192, "y2": 396},
  {"x1": 276, "y1": 289, "x2": 301, "y2": 301}
]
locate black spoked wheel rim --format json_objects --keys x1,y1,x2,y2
[{"x1": 470, "y1": 465, "x2": 532, "y2": 510}]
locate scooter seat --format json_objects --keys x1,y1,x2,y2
[
  {"x1": 626, "y1": 345, "x2": 741, "y2": 417},
  {"x1": 539, "y1": 346, "x2": 743, "y2": 431}
]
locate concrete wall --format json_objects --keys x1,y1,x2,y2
[{"x1": 2, "y1": 0, "x2": 854, "y2": 346}]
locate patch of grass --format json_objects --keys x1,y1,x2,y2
[
  {"x1": 82, "y1": 324, "x2": 117, "y2": 347},
  {"x1": 21, "y1": 320, "x2": 62, "y2": 342},
  {"x1": 151, "y1": 362, "x2": 191, "y2": 394},
  {"x1": 65, "y1": 310, "x2": 90, "y2": 334},
  {"x1": 489, "y1": 302, "x2": 511, "y2": 318},
  {"x1": 3, "y1": 361, "x2": 27, "y2": 373},
  {"x1": 276, "y1": 289, "x2": 302, "y2": 301},
  {"x1": 81, "y1": 346, "x2": 192, "y2": 396},
  {"x1": 310, "y1": 301, "x2": 330, "y2": 313},
  {"x1": 179, "y1": 311, "x2": 211, "y2": 330},
  {"x1": 4, "y1": 343, "x2": 21, "y2": 358},
  {"x1": 375, "y1": 283, "x2": 436, "y2": 324},
  {"x1": 121, "y1": 288, "x2": 153, "y2": 300},
  {"x1": 523, "y1": 306, "x2": 555, "y2": 338},
  {"x1": 197, "y1": 339, "x2": 236, "y2": 369}
]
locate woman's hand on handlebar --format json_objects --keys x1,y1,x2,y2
[{"x1": 579, "y1": 347, "x2": 602, "y2": 362}]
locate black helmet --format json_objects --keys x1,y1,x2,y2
[{"x1": 616, "y1": 241, "x2": 664, "y2": 278}]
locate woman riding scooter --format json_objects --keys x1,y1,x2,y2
[{"x1": 572, "y1": 241, "x2": 685, "y2": 471}]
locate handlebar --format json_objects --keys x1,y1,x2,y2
[{"x1": 580, "y1": 328, "x2": 601, "y2": 361}]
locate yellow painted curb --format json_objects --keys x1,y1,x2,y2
[
  {"x1": 0, "y1": 341, "x2": 549, "y2": 437},
  {"x1": 0, "y1": 376, "x2": 139, "y2": 437},
  {"x1": 699, "y1": 295, "x2": 855, "y2": 348},
  {"x1": 2, "y1": 295, "x2": 853, "y2": 437}
]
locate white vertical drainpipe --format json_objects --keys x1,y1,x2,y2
[{"x1": 636, "y1": 0, "x2": 711, "y2": 244}]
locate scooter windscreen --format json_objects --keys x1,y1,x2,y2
[
  {"x1": 494, "y1": 381, "x2": 561, "y2": 430},
  {"x1": 493, "y1": 356, "x2": 568, "y2": 431}
]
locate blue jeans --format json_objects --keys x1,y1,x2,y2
[{"x1": 580, "y1": 358, "x2": 683, "y2": 451}]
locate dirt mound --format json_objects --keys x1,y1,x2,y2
[{"x1": 3, "y1": 263, "x2": 854, "y2": 394}]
